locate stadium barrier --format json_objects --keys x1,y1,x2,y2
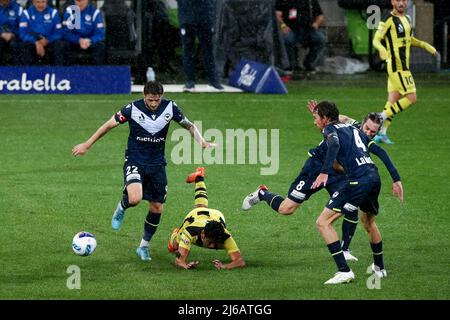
[
  {"x1": 0, "y1": 66, "x2": 131, "y2": 94},
  {"x1": 228, "y1": 59, "x2": 288, "y2": 94}
]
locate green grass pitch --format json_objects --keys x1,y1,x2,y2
[{"x1": 0, "y1": 73, "x2": 449, "y2": 300}]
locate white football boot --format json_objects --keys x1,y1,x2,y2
[
  {"x1": 343, "y1": 250, "x2": 359, "y2": 262},
  {"x1": 369, "y1": 263, "x2": 387, "y2": 278}
]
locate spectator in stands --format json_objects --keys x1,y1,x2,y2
[
  {"x1": 177, "y1": 0, "x2": 224, "y2": 92},
  {"x1": 18, "y1": 0, "x2": 65, "y2": 65},
  {"x1": 275, "y1": 0, "x2": 326, "y2": 72},
  {"x1": 144, "y1": 0, "x2": 179, "y2": 74},
  {"x1": 0, "y1": 0, "x2": 22, "y2": 65},
  {"x1": 62, "y1": 0, "x2": 106, "y2": 65}
]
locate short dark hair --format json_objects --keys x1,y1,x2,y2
[
  {"x1": 204, "y1": 221, "x2": 229, "y2": 244},
  {"x1": 362, "y1": 112, "x2": 383, "y2": 126},
  {"x1": 144, "y1": 81, "x2": 164, "y2": 95},
  {"x1": 316, "y1": 101, "x2": 339, "y2": 122}
]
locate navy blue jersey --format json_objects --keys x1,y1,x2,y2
[
  {"x1": 114, "y1": 98, "x2": 185, "y2": 166},
  {"x1": 62, "y1": 4, "x2": 105, "y2": 44},
  {"x1": 321, "y1": 122, "x2": 377, "y2": 179},
  {"x1": 307, "y1": 140, "x2": 343, "y2": 178},
  {"x1": 19, "y1": 5, "x2": 62, "y2": 43},
  {"x1": 308, "y1": 122, "x2": 361, "y2": 163},
  {"x1": 309, "y1": 121, "x2": 400, "y2": 182}
]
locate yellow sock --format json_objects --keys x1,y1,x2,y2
[{"x1": 194, "y1": 178, "x2": 208, "y2": 207}]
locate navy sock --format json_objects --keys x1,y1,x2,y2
[
  {"x1": 370, "y1": 241, "x2": 384, "y2": 270},
  {"x1": 120, "y1": 194, "x2": 136, "y2": 210},
  {"x1": 341, "y1": 214, "x2": 358, "y2": 251},
  {"x1": 258, "y1": 189, "x2": 284, "y2": 212},
  {"x1": 143, "y1": 212, "x2": 161, "y2": 242},
  {"x1": 327, "y1": 241, "x2": 351, "y2": 272}
]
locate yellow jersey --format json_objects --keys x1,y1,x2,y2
[{"x1": 175, "y1": 207, "x2": 240, "y2": 255}]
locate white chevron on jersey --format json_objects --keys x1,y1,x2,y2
[{"x1": 130, "y1": 101, "x2": 174, "y2": 134}]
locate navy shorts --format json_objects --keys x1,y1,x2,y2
[
  {"x1": 326, "y1": 171, "x2": 381, "y2": 216},
  {"x1": 123, "y1": 162, "x2": 167, "y2": 203},
  {"x1": 287, "y1": 157, "x2": 346, "y2": 203}
]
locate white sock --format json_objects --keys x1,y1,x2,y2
[
  {"x1": 379, "y1": 126, "x2": 387, "y2": 135},
  {"x1": 380, "y1": 111, "x2": 387, "y2": 121},
  {"x1": 139, "y1": 239, "x2": 149, "y2": 248}
]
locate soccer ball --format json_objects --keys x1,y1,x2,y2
[{"x1": 72, "y1": 231, "x2": 97, "y2": 256}]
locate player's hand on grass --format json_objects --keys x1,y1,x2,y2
[
  {"x1": 72, "y1": 143, "x2": 90, "y2": 156},
  {"x1": 307, "y1": 100, "x2": 318, "y2": 113},
  {"x1": 392, "y1": 181, "x2": 404, "y2": 203},
  {"x1": 311, "y1": 173, "x2": 328, "y2": 189},
  {"x1": 213, "y1": 259, "x2": 225, "y2": 270}
]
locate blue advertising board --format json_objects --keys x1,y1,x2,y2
[
  {"x1": 0, "y1": 66, "x2": 131, "y2": 94},
  {"x1": 228, "y1": 59, "x2": 287, "y2": 94}
]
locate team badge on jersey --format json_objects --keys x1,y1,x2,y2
[
  {"x1": 164, "y1": 113, "x2": 171, "y2": 122},
  {"x1": 44, "y1": 14, "x2": 50, "y2": 20},
  {"x1": 9, "y1": 10, "x2": 15, "y2": 16},
  {"x1": 85, "y1": 14, "x2": 92, "y2": 22}
]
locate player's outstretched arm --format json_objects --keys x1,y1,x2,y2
[
  {"x1": 175, "y1": 247, "x2": 199, "y2": 270},
  {"x1": 179, "y1": 118, "x2": 217, "y2": 148},
  {"x1": 72, "y1": 116, "x2": 119, "y2": 156},
  {"x1": 411, "y1": 37, "x2": 437, "y2": 56},
  {"x1": 339, "y1": 114, "x2": 357, "y2": 125},
  {"x1": 392, "y1": 181, "x2": 404, "y2": 203},
  {"x1": 213, "y1": 251, "x2": 245, "y2": 270}
]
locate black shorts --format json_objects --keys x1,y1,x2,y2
[
  {"x1": 326, "y1": 171, "x2": 381, "y2": 216},
  {"x1": 123, "y1": 162, "x2": 167, "y2": 203}
]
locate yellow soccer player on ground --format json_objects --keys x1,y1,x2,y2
[
  {"x1": 168, "y1": 167, "x2": 245, "y2": 270},
  {"x1": 372, "y1": 0, "x2": 440, "y2": 144}
]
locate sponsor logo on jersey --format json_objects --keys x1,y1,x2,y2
[
  {"x1": 355, "y1": 156, "x2": 374, "y2": 166},
  {"x1": 0, "y1": 73, "x2": 71, "y2": 92},
  {"x1": 136, "y1": 136, "x2": 165, "y2": 143}
]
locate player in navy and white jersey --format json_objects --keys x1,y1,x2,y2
[
  {"x1": 311, "y1": 101, "x2": 403, "y2": 284},
  {"x1": 72, "y1": 81, "x2": 216, "y2": 261}
]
